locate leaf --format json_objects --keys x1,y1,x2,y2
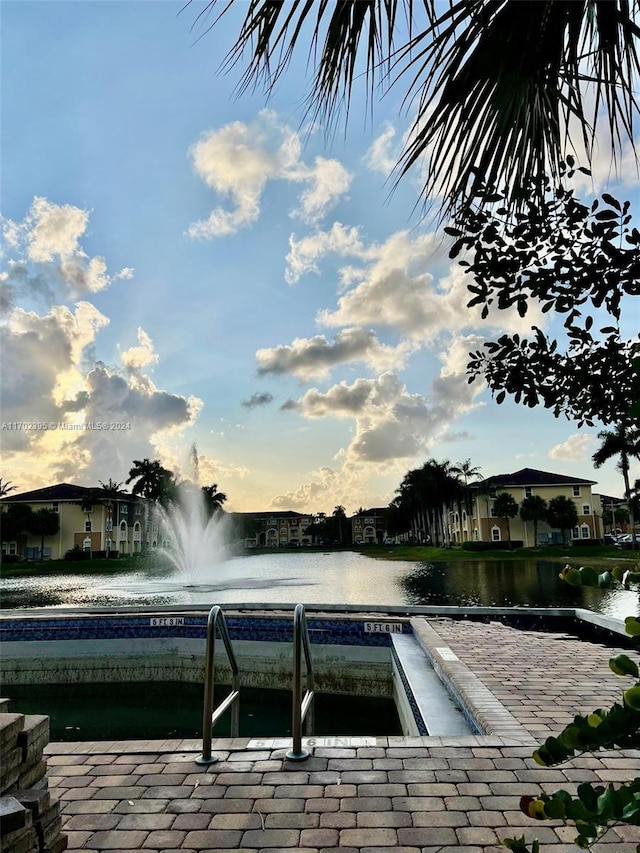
[
  {"x1": 562, "y1": 567, "x2": 582, "y2": 586},
  {"x1": 625, "y1": 616, "x2": 640, "y2": 637},
  {"x1": 609, "y1": 655, "x2": 639, "y2": 678},
  {"x1": 623, "y1": 685, "x2": 640, "y2": 710},
  {"x1": 597, "y1": 571, "x2": 613, "y2": 588},
  {"x1": 602, "y1": 193, "x2": 621, "y2": 211}
]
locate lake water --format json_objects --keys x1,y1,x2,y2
[{"x1": 1, "y1": 551, "x2": 637, "y2": 617}]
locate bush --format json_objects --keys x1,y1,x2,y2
[
  {"x1": 0, "y1": 554, "x2": 21, "y2": 564},
  {"x1": 462, "y1": 540, "x2": 524, "y2": 551},
  {"x1": 64, "y1": 547, "x2": 91, "y2": 561}
]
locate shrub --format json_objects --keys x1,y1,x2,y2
[
  {"x1": 0, "y1": 554, "x2": 21, "y2": 564},
  {"x1": 64, "y1": 546, "x2": 91, "y2": 561},
  {"x1": 462, "y1": 540, "x2": 524, "y2": 551}
]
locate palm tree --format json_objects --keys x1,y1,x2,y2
[
  {"x1": 98, "y1": 479, "x2": 124, "y2": 556},
  {"x1": 593, "y1": 424, "x2": 640, "y2": 550},
  {"x1": 0, "y1": 478, "x2": 17, "y2": 497},
  {"x1": 126, "y1": 459, "x2": 174, "y2": 502},
  {"x1": 30, "y1": 508, "x2": 60, "y2": 561},
  {"x1": 451, "y1": 459, "x2": 483, "y2": 534},
  {"x1": 333, "y1": 505, "x2": 347, "y2": 544},
  {"x1": 519, "y1": 495, "x2": 548, "y2": 548},
  {"x1": 201, "y1": 484, "x2": 227, "y2": 516},
  {"x1": 127, "y1": 458, "x2": 176, "y2": 553},
  {"x1": 493, "y1": 492, "x2": 519, "y2": 548},
  {"x1": 193, "y1": 0, "x2": 640, "y2": 215}
]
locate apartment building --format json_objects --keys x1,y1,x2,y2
[
  {"x1": 467, "y1": 468, "x2": 603, "y2": 546},
  {"x1": 0, "y1": 483, "x2": 144, "y2": 559}
]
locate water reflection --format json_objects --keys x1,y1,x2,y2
[
  {"x1": 398, "y1": 559, "x2": 637, "y2": 615},
  {"x1": 1, "y1": 553, "x2": 637, "y2": 617}
]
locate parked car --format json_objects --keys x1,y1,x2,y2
[{"x1": 617, "y1": 533, "x2": 640, "y2": 543}]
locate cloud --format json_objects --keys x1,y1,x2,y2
[
  {"x1": 1, "y1": 201, "x2": 203, "y2": 490},
  {"x1": 1, "y1": 302, "x2": 109, "y2": 452},
  {"x1": 187, "y1": 111, "x2": 351, "y2": 239},
  {"x1": 242, "y1": 392, "x2": 274, "y2": 410},
  {"x1": 285, "y1": 353, "x2": 483, "y2": 466},
  {"x1": 1, "y1": 197, "x2": 130, "y2": 310},
  {"x1": 120, "y1": 328, "x2": 159, "y2": 371},
  {"x1": 269, "y1": 466, "x2": 356, "y2": 511},
  {"x1": 256, "y1": 327, "x2": 414, "y2": 380},
  {"x1": 364, "y1": 123, "x2": 398, "y2": 176},
  {"x1": 548, "y1": 433, "x2": 593, "y2": 461},
  {"x1": 285, "y1": 222, "x2": 370, "y2": 284},
  {"x1": 291, "y1": 157, "x2": 351, "y2": 224},
  {"x1": 300, "y1": 229, "x2": 545, "y2": 342}
]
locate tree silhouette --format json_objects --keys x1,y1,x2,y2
[
  {"x1": 520, "y1": 495, "x2": 548, "y2": 549},
  {"x1": 30, "y1": 508, "x2": 59, "y2": 560},
  {"x1": 0, "y1": 478, "x2": 17, "y2": 498},
  {"x1": 493, "y1": 492, "x2": 519, "y2": 548},
  {"x1": 547, "y1": 495, "x2": 579, "y2": 546},
  {"x1": 201, "y1": 484, "x2": 227, "y2": 516}
]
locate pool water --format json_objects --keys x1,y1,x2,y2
[{"x1": 8, "y1": 681, "x2": 402, "y2": 741}]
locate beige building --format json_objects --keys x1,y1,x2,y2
[
  {"x1": 233, "y1": 511, "x2": 314, "y2": 548},
  {"x1": 0, "y1": 483, "x2": 145, "y2": 560},
  {"x1": 465, "y1": 468, "x2": 604, "y2": 546}
]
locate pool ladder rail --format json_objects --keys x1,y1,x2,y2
[
  {"x1": 196, "y1": 603, "x2": 315, "y2": 764},
  {"x1": 196, "y1": 605, "x2": 240, "y2": 765},
  {"x1": 287, "y1": 603, "x2": 315, "y2": 761}
]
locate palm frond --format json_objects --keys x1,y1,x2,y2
[{"x1": 187, "y1": 0, "x2": 640, "y2": 215}]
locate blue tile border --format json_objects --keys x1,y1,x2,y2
[{"x1": 0, "y1": 613, "x2": 413, "y2": 646}]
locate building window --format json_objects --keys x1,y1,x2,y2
[
  {"x1": 524, "y1": 487, "x2": 532, "y2": 498},
  {"x1": 572, "y1": 485, "x2": 581, "y2": 497},
  {"x1": 490, "y1": 504, "x2": 497, "y2": 517},
  {"x1": 572, "y1": 527, "x2": 580, "y2": 539},
  {"x1": 491, "y1": 526, "x2": 501, "y2": 542},
  {"x1": 581, "y1": 525, "x2": 590, "y2": 539},
  {"x1": 51, "y1": 502, "x2": 59, "y2": 513},
  {"x1": 582, "y1": 505, "x2": 591, "y2": 515},
  {"x1": 84, "y1": 521, "x2": 92, "y2": 532},
  {"x1": 82, "y1": 537, "x2": 91, "y2": 552}
]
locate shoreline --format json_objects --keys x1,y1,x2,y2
[{"x1": 1, "y1": 543, "x2": 637, "y2": 580}]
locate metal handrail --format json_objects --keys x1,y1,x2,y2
[
  {"x1": 196, "y1": 605, "x2": 240, "y2": 765},
  {"x1": 286, "y1": 603, "x2": 315, "y2": 761}
]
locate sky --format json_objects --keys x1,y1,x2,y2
[{"x1": 1, "y1": 1, "x2": 638, "y2": 514}]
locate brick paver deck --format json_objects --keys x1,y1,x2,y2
[{"x1": 41, "y1": 618, "x2": 640, "y2": 852}]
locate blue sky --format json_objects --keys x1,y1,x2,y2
[{"x1": 2, "y1": 1, "x2": 638, "y2": 512}]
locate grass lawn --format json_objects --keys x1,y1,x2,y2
[
  {"x1": 356, "y1": 543, "x2": 638, "y2": 570},
  {"x1": 0, "y1": 553, "x2": 173, "y2": 579}
]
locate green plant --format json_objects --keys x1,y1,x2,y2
[{"x1": 503, "y1": 563, "x2": 640, "y2": 853}]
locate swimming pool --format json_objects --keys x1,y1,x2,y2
[{"x1": 0, "y1": 608, "x2": 474, "y2": 739}]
